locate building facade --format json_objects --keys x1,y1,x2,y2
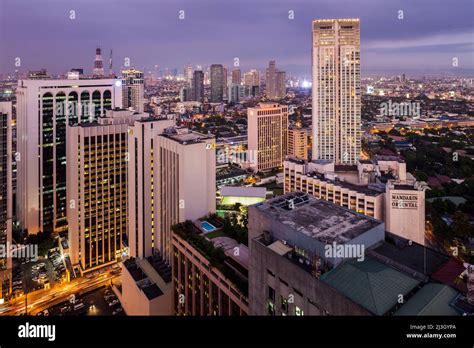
[
  {"x1": 312, "y1": 18, "x2": 361, "y2": 164},
  {"x1": 210, "y1": 64, "x2": 224, "y2": 103},
  {"x1": 16, "y1": 78, "x2": 122, "y2": 234},
  {"x1": 287, "y1": 126, "x2": 309, "y2": 160},
  {"x1": 128, "y1": 127, "x2": 216, "y2": 264},
  {"x1": 192, "y1": 70, "x2": 204, "y2": 102},
  {"x1": 122, "y1": 68, "x2": 144, "y2": 113},
  {"x1": 66, "y1": 109, "x2": 139, "y2": 272},
  {"x1": 247, "y1": 103, "x2": 288, "y2": 172},
  {"x1": 0, "y1": 102, "x2": 13, "y2": 301}
]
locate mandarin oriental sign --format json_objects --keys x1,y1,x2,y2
[{"x1": 391, "y1": 193, "x2": 418, "y2": 209}]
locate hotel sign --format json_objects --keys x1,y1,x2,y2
[{"x1": 391, "y1": 193, "x2": 418, "y2": 209}]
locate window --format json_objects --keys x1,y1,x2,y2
[
  {"x1": 281, "y1": 296, "x2": 288, "y2": 313},
  {"x1": 268, "y1": 286, "x2": 275, "y2": 302}
]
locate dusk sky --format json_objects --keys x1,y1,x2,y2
[{"x1": 0, "y1": 0, "x2": 473, "y2": 77}]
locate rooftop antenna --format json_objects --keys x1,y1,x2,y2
[{"x1": 109, "y1": 49, "x2": 113, "y2": 77}]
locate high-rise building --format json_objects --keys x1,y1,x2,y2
[
  {"x1": 287, "y1": 126, "x2": 308, "y2": 160},
  {"x1": 276, "y1": 71, "x2": 286, "y2": 98},
  {"x1": 128, "y1": 126, "x2": 216, "y2": 264},
  {"x1": 223, "y1": 66, "x2": 228, "y2": 99},
  {"x1": 122, "y1": 68, "x2": 144, "y2": 113},
  {"x1": 231, "y1": 68, "x2": 241, "y2": 85},
  {"x1": 192, "y1": 70, "x2": 204, "y2": 102},
  {"x1": 184, "y1": 64, "x2": 193, "y2": 85},
  {"x1": 0, "y1": 102, "x2": 13, "y2": 302},
  {"x1": 210, "y1": 64, "x2": 224, "y2": 103},
  {"x1": 93, "y1": 47, "x2": 105, "y2": 77},
  {"x1": 312, "y1": 18, "x2": 361, "y2": 164},
  {"x1": 247, "y1": 103, "x2": 288, "y2": 172},
  {"x1": 66, "y1": 109, "x2": 142, "y2": 273},
  {"x1": 265, "y1": 61, "x2": 286, "y2": 99},
  {"x1": 244, "y1": 69, "x2": 260, "y2": 97},
  {"x1": 16, "y1": 78, "x2": 122, "y2": 234}
]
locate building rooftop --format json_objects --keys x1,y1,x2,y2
[
  {"x1": 160, "y1": 128, "x2": 213, "y2": 145},
  {"x1": 394, "y1": 283, "x2": 461, "y2": 316},
  {"x1": 255, "y1": 192, "x2": 383, "y2": 244},
  {"x1": 320, "y1": 257, "x2": 421, "y2": 315}
]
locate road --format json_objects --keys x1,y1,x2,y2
[{"x1": 0, "y1": 269, "x2": 120, "y2": 316}]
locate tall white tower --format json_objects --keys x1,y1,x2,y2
[
  {"x1": 93, "y1": 47, "x2": 105, "y2": 77},
  {"x1": 312, "y1": 19, "x2": 361, "y2": 164}
]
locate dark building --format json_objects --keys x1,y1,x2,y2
[
  {"x1": 192, "y1": 70, "x2": 204, "y2": 102},
  {"x1": 210, "y1": 64, "x2": 224, "y2": 103}
]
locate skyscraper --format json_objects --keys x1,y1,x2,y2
[
  {"x1": 16, "y1": 78, "x2": 122, "y2": 234},
  {"x1": 247, "y1": 103, "x2": 288, "y2": 172},
  {"x1": 312, "y1": 18, "x2": 361, "y2": 164},
  {"x1": 192, "y1": 70, "x2": 204, "y2": 102},
  {"x1": 265, "y1": 61, "x2": 286, "y2": 99},
  {"x1": 93, "y1": 47, "x2": 105, "y2": 77},
  {"x1": 184, "y1": 64, "x2": 193, "y2": 85},
  {"x1": 244, "y1": 69, "x2": 260, "y2": 97},
  {"x1": 122, "y1": 68, "x2": 144, "y2": 113},
  {"x1": 128, "y1": 126, "x2": 216, "y2": 264},
  {"x1": 0, "y1": 101, "x2": 12, "y2": 302},
  {"x1": 210, "y1": 64, "x2": 224, "y2": 103},
  {"x1": 231, "y1": 68, "x2": 241, "y2": 85},
  {"x1": 67, "y1": 109, "x2": 142, "y2": 272}
]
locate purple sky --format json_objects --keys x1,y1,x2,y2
[{"x1": 0, "y1": 0, "x2": 473, "y2": 77}]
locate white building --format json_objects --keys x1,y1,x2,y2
[
  {"x1": 122, "y1": 69, "x2": 144, "y2": 113},
  {"x1": 16, "y1": 78, "x2": 122, "y2": 234},
  {"x1": 128, "y1": 126, "x2": 216, "y2": 263},
  {"x1": 312, "y1": 18, "x2": 361, "y2": 164}
]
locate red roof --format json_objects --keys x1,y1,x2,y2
[{"x1": 431, "y1": 258, "x2": 468, "y2": 294}]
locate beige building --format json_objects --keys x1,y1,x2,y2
[
  {"x1": 117, "y1": 257, "x2": 173, "y2": 315},
  {"x1": 287, "y1": 126, "x2": 309, "y2": 160},
  {"x1": 385, "y1": 180, "x2": 426, "y2": 245},
  {"x1": 128, "y1": 126, "x2": 216, "y2": 264},
  {"x1": 247, "y1": 103, "x2": 288, "y2": 172},
  {"x1": 172, "y1": 224, "x2": 249, "y2": 316},
  {"x1": 312, "y1": 18, "x2": 361, "y2": 164},
  {"x1": 284, "y1": 156, "x2": 427, "y2": 244},
  {"x1": 284, "y1": 158, "x2": 383, "y2": 220},
  {"x1": 67, "y1": 109, "x2": 142, "y2": 273}
]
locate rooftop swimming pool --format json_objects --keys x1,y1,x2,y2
[{"x1": 201, "y1": 221, "x2": 217, "y2": 232}]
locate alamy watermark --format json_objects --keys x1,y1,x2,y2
[
  {"x1": 324, "y1": 242, "x2": 365, "y2": 262},
  {"x1": 0, "y1": 242, "x2": 38, "y2": 262},
  {"x1": 380, "y1": 100, "x2": 421, "y2": 117}
]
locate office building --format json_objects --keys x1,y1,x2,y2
[
  {"x1": 0, "y1": 102, "x2": 12, "y2": 301},
  {"x1": 247, "y1": 103, "x2": 288, "y2": 172},
  {"x1": 122, "y1": 68, "x2": 144, "y2": 113},
  {"x1": 265, "y1": 61, "x2": 286, "y2": 99},
  {"x1": 312, "y1": 18, "x2": 361, "y2": 164},
  {"x1": 16, "y1": 78, "x2": 122, "y2": 234},
  {"x1": 210, "y1": 64, "x2": 224, "y2": 103},
  {"x1": 231, "y1": 68, "x2": 241, "y2": 85},
  {"x1": 172, "y1": 219, "x2": 249, "y2": 315},
  {"x1": 184, "y1": 64, "x2": 193, "y2": 85},
  {"x1": 128, "y1": 126, "x2": 216, "y2": 264},
  {"x1": 192, "y1": 70, "x2": 204, "y2": 102},
  {"x1": 287, "y1": 126, "x2": 309, "y2": 160},
  {"x1": 66, "y1": 109, "x2": 141, "y2": 273}
]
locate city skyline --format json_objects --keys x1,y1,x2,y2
[{"x1": 0, "y1": 0, "x2": 473, "y2": 77}]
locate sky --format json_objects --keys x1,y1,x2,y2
[{"x1": 0, "y1": 0, "x2": 473, "y2": 77}]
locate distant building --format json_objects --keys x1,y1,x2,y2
[
  {"x1": 67, "y1": 109, "x2": 142, "y2": 273},
  {"x1": 231, "y1": 68, "x2": 241, "y2": 85},
  {"x1": 122, "y1": 68, "x2": 144, "y2": 113},
  {"x1": 210, "y1": 64, "x2": 224, "y2": 103},
  {"x1": 247, "y1": 103, "x2": 288, "y2": 172},
  {"x1": 0, "y1": 102, "x2": 12, "y2": 302},
  {"x1": 192, "y1": 70, "x2": 204, "y2": 102},
  {"x1": 93, "y1": 47, "x2": 105, "y2": 77},
  {"x1": 184, "y1": 64, "x2": 193, "y2": 85},
  {"x1": 265, "y1": 61, "x2": 285, "y2": 99},
  {"x1": 244, "y1": 69, "x2": 260, "y2": 97}
]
